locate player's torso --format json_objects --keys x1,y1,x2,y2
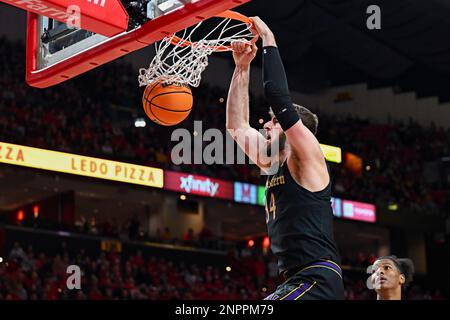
[{"x1": 265, "y1": 161, "x2": 340, "y2": 274}]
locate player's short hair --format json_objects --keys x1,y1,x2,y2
[
  {"x1": 376, "y1": 255, "x2": 415, "y2": 288},
  {"x1": 269, "y1": 104, "x2": 318, "y2": 135}
]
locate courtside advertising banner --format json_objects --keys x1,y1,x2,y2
[
  {"x1": 234, "y1": 182, "x2": 257, "y2": 204},
  {"x1": 164, "y1": 171, "x2": 234, "y2": 200},
  {"x1": 342, "y1": 199, "x2": 376, "y2": 223},
  {"x1": 331, "y1": 197, "x2": 342, "y2": 218},
  {"x1": 320, "y1": 144, "x2": 342, "y2": 163},
  {"x1": 0, "y1": 142, "x2": 164, "y2": 188},
  {"x1": 257, "y1": 186, "x2": 266, "y2": 206}
]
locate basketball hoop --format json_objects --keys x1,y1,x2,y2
[{"x1": 138, "y1": 11, "x2": 257, "y2": 88}]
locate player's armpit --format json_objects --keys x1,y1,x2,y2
[
  {"x1": 227, "y1": 126, "x2": 273, "y2": 173},
  {"x1": 285, "y1": 120, "x2": 330, "y2": 191}
]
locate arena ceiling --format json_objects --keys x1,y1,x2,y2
[
  {"x1": 1, "y1": 0, "x2": 450, "y2": 100},
  {"x1": 239, "y1": 0, "x2": 450, "y2": 101}
]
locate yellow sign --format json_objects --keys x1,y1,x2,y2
[
  {"x1": 320, "y1": 144, "x2": 342, "y2": 163},
  {"x1": 0, "y1": 142, "x2": 164, "y2": 188},
  {"x1": 101, "y1": 240, "x2": 122, "y2": 253}
]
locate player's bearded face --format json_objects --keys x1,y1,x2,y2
[{"x1": 264, "y1": 117, "x2": 286, "y2": 154}]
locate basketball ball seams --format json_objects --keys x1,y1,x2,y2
[
  {"x1": 143, "y1": 105, "x2": 157, "y2": 122},
  {"x1": 150, "y1": 90, "x2": 193, "y2": 97},
  {"x1": 152, "y1": 104, "x2": 192, "y2": 113},
  {"x1": 146, "y1": 91, "x2": 192, "y2": 112},
  {"x1": 144, "y1": 81, "x2": 160, "y2": 101},
  {"x1": 151, "y1": 106, "x2": 190, "y2": 121},
  {"x1": 146, "y1": 105, "x2": 171, "y2": 125},
  {"x1": 148, "y1": 90, "x2": 193, "y2": 105},
  {"x1": 145, "y1": 99, "x2": 192, "y2": 113},
  {"x1": 143, "y1": 82, "x2": 159, "y2": 107}
]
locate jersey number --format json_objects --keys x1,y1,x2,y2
[{"x1": 265, "y1": 192, "x2": 276, "y2": 223}]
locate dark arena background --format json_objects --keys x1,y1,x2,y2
[{"x1": 0, "y1": 0, "x2": 449, "y2": 308}]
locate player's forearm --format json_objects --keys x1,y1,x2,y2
[
  {"x1": 263, "y1": 46, "x2": 299, "y2": 131},
  {"x1": 226, "y1": 66, "x2": 251, "y2": 130}
]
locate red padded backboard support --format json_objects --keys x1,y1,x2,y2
[
  {"x1": 1, "y1": 0, "x2": 128, "y2": 36},
  {"x1": 25, "y1": 0, "x2": 251, "y2": 88}
]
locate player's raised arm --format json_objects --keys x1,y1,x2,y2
[
  {"x1": 226, "y1": 40, "x2": 272, "y2": 172},
  {"x1": 252, "y1": 17, "x2": 328, "y2": 184}
]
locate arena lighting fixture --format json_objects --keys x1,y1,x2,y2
[
  {"x1": 247, "y1": 239, "x2": 255, "y2": 247},
  {"x1": 17, "y1": 210, "x2": 25, "y2": 221},
  {"x1": 388, "y1": 203, "x2": 398, "y2": 211},
  {"x1": 33, "y1": 205, "x2": 40, "y2": 218},
  {"x1": 134, "y1": 118, "x2": 147, "y2": 128},
  {"x1": 262, "y1": 236, "x2": 270, "y2": 249},
  {"x1": 225, "y1": 266, "x2": 231, "y2": 272},
  {"x1": 180, "y1": 194, "x2": 187, "y2": 200}
]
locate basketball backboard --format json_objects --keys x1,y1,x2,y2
[{"x1": 24, "y1": 0, "x2": 251, "y2": 88}]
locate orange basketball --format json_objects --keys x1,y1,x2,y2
[{"x1": 142, "y1": 81, "x2": 193, "y2": 126}]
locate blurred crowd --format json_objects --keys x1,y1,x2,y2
[
  {"x1": 0, "y1": 242, "x2": 257, "y2": 300},
  {"x1": 321, "y1": 116, "x2": 450, "y2": 217},
  {"x1": 73, "y1": 214, "x2": 230, "y2": 251},
  {"x1": 1, "y1": 242, "x2": 446, "y2": 300},
  {"x1": 1, "y1": 37, "x2": 449, "y2": 217}
]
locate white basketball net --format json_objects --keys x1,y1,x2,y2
[{"x1": 138, "y1": 16, "x2": 255, "y2": 88}]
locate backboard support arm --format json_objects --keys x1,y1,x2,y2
[
  {"x1": 25, "y1": 0, "x2": 251, "y2": 88},
  {"x1": 0, "y1": 0, "x2": 129, "y2": 37}
]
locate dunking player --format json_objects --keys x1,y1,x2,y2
[
  {"x1": 370, "y1": 255, "x2": 414, "y2": 300},
  {"x1": 226, "y1": 17, "x2": 344, "y2": 300}
]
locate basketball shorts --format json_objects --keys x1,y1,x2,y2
[{"x1": 264, "y1": 260, "x2": 344, "y2": 300}]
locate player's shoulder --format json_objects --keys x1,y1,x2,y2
[{"x1": 286, "y1": 152, "x2": 330, "y2": 193}]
